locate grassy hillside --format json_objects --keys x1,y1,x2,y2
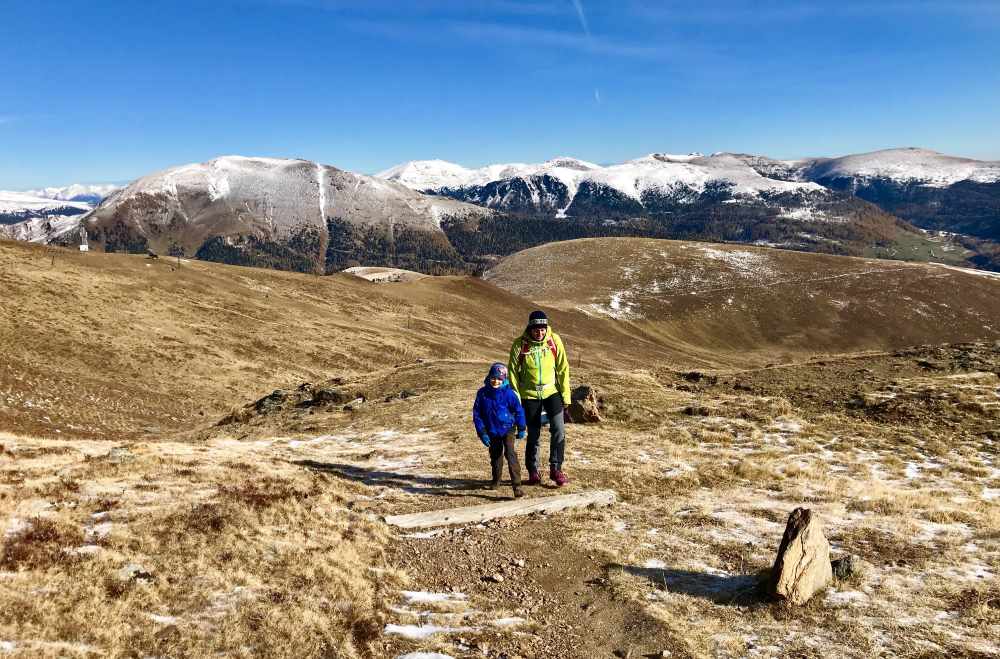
[
  {"x1": 485, "y1": 237, "x2": 1000, "y2": 359},
  {"x1": 2, "y1": 238, "x2": 998, "y2": 657}
]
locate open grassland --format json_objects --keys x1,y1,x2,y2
[{"x1": 1, "y1": 238, "x2": 999, "y2": 657}]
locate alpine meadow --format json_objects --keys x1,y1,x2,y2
[{"x1": 1, "y1": 2, "x2": 998, "y2": 658}]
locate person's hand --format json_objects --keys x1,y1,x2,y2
[
  {"x1": 563, "y1": 408, "x2": 573, "y2": 423},
  {"x1": 516, "y1": 429, "x2": 526, "y2": 440},
  {"x1": 479, "y1": 433, "x2": 491, "y2": 447}
]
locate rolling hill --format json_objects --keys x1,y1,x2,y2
[{"x1": 485, "y1": 237, "x2": 1000, "y2": 357}]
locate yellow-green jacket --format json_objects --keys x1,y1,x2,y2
[{"x1": 507, "y1": 327, "x2": 570, "y2": 405}]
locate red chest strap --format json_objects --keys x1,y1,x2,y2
[{"x1": 518, "y1": 337, "x2": 557, "y2": 366}]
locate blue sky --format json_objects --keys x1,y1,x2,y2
[{"x1": 2, "y1": 0, "x2": 999, "y2": 188}]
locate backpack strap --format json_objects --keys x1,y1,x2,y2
[
  {"x1": 517, "y1": 340, "x2": 532, "y2": 368},
  {"x1": 517, "y1": 336, "x2": 558, "y2": 369}
]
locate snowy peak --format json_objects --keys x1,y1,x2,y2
[
  {"x1": 377, "y1": 152, "x2": 826, "y2": 212},
  {"x1": 23, "y1": 183, "x2": 120, "y2": 204},
  {"x1": 375, "y1": 159, "x2": 480, "y2": 191},
  {"x1": 0, "y1": 191, "x2": 92, "y2": 222},
  {"x1": 806, "y1": 148, "x2": 1000, "y2": 187},
  {"x1": 79, "y1": 154, "x2": 486, "y2": 261}
]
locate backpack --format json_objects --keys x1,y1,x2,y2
[{"x1": 517, "y1": 335, "x2": 558, "y2": 369}]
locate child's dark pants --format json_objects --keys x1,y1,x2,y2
[{"x1": 489, "y1": 430, "x2": 522, "y2": 487}]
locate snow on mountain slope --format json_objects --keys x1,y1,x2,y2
[
  {"x1": 377, "y1": 157, "x2": 600, "y2": 192},
  {"x1": 0, "y1": 215, "x2": 83, "y2": 243},
  {"x1": 23, "y1": 183, "x2": 120, "y2": 204},
  {"x1": 80, "y1": 155, "x2": 486, "y2": 260},
  {"x1": 0, "y1": 191, "x2": 92, "y2": 216},
  {"x1": 378, "y1": 152, "x2": 825, "y2": 214},
  {"x1": 0, "y1": 192, "x2": 92, "y2": 230},
  {"x1": 805, "y1": 148, "x2": 1000, "y2": 187}
]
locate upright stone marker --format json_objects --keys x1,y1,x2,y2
[{"x1": 770, "y1": 507, "x2": 833, "y2": 605}]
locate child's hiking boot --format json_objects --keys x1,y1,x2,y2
[
  {"x1": 512, "y1": 485, "x2": 525, "y2": 498},
  {"x1": 526, "y1": 470, "x2": 542, "y2": 486},
  {"x1": 550, "y1": 468, "x2": 569, "y2": 487}
]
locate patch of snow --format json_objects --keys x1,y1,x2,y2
[
  {"x1": 644, "y1": 559, "x2": 667, "y2": 569},
  {"x1": 400, "y1": 591, "x2": 467, "y2": 605},
  {"x1": 779, "y1": 207, "x2": 841, "y2": 223},
  {"x1": 383, "y1": 623, "x2": 475, "y2": 639},
  {"x1": 491, "y1": 617, "x2": 526, "y2": 627},
  {"x1": 935, "y1": 263, "x2": 1000, "y2": 280},
  {"x1": 148, "y1": 613, "x2": 179, "y2": 625},
  {"x1": 664, "y1": 463, "x2": 695, "y2": 478},
  {"x1": 770, "y1": 419, "x2": 802, "y2": 433},
  {"x1": 3, "y1": 517, "x2": 28, "y2": 538}
]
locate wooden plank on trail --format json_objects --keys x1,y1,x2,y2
[{"x1": 383, "y1": 489, "x2": 617, "y2": 529}]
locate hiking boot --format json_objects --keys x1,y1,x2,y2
[
  {"x1": 525, "y1": 470, "x2": 542, "y2": 486},
  {"x1": 550, "y1": 468, "x2": 569, "y2": 487},
  {"x1": 512, "y1": 486, "x2": 525, "y2": 498},
  {"x1": 487, "y1": 480, "x2": 499, "y2": 490}
]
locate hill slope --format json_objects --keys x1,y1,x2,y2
[
  {"x1": 4, "y1": 237, "x2": 999, "y2": 440},
  {"x1": 3, "y1": 237, "x2": 999, "y2": 657},
  {"x1": 486, "y1": 237, "x2": 1000, "y2": 357}
]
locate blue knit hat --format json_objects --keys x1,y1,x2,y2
[{"x1": 488, "y1": 362, "x2": 508, "y2": 381}]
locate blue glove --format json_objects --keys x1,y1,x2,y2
[
  {"x1": 479, "y1": 433, "x2": 491, "y2": 447},
  {"x1": 516, "y1": 429, "x2": 526, "y2": 440}
]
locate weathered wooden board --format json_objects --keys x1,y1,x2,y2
[{"x1": 383, "y1": 489, "x2": 617, "y2": 529}]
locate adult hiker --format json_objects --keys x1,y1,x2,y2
[{"x1": 507, "y1": 310, "x2": 572, "y2": 487}]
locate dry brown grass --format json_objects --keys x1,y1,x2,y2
[
  {"x1": 0, "y1": 435, "x2": 396, "y2": 657},
  {"x1": 3, "y1": 238, "x2": 1000, "y2": 657}
]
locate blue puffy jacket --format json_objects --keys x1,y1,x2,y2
[{"x1": 472, "y1": 378, "x2": 526, "y2": 439}]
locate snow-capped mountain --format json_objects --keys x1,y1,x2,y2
[
  {"x1": 379, "y1": 153, "x2": 827, "y2": 216},
  {"x1": 802, "y1": 148, "x2": 1000, "y2": 188},
  {"x1": 0, "y1": 191, "x2": 92, "y2": 223},
  {"x1": 23, "y1": 183, "x2": 121, "y2": 205},
  {"x1": 75, "y1": 155, "x2": 486, "y2": 272},
  {"x1": 0, "y1": 187, "x2": 114, "y2": 242},
  {"x1": 0, "y1": 215, "x2": 84, "y2": 244},
  {"x1": 0, "y1": 192, "x2": 92, "y2": 244},
  {"x1": 379, "y1": 147, "x2": 1000, "y2": 250},
  {"x1": 793, "y1": 148, "x2": 1000, "y2": 243}
]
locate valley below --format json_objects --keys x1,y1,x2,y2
[{"x1": 1, "y1": 238, "x2": 998, "y2": 658}]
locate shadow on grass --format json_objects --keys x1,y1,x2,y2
[
  {"x1": 292, "y1": 459, "x2": 506, "y2": 501},
  {"x1": 610, "y1": 563, "x2": 770, "y2": 606}
]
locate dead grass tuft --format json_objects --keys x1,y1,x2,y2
[
  {"x1": 941, "y1": 586, "x2": 1000, "y2": 625},
  {"x1": 829, "y1": 527, "x2": 935, "y2": 569},
  {"x1": 0, "y1": 517, "x2": 86, "y2": 570},
  {"x1": 217, "y1": 475, "x2": 322, "y2": 509}
]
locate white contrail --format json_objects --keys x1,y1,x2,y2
[
  {"x1": 571, "y1": 0, "x2": 590, "y2": 38},
  {"x1": 594, "y1": 88, "x2": 601, "y2": 103}
]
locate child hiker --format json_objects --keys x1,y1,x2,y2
[{"x1": 472, "y1": 362, "x2": 527, "y2": 498}]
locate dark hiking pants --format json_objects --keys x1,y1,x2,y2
[
  {"x1": 523, "y1": 394, "x2": 565, "y2": 473},
  {"x1": 489, "y1": 430, "x2": 522, "y2": 487}
]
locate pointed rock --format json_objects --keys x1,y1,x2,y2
[
  {"x1": 568, "y1": 385, "x2": 602, "y2": 423},
  {"x1": 770, "y1": 507, "x2": 832, "y2": 604}
]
